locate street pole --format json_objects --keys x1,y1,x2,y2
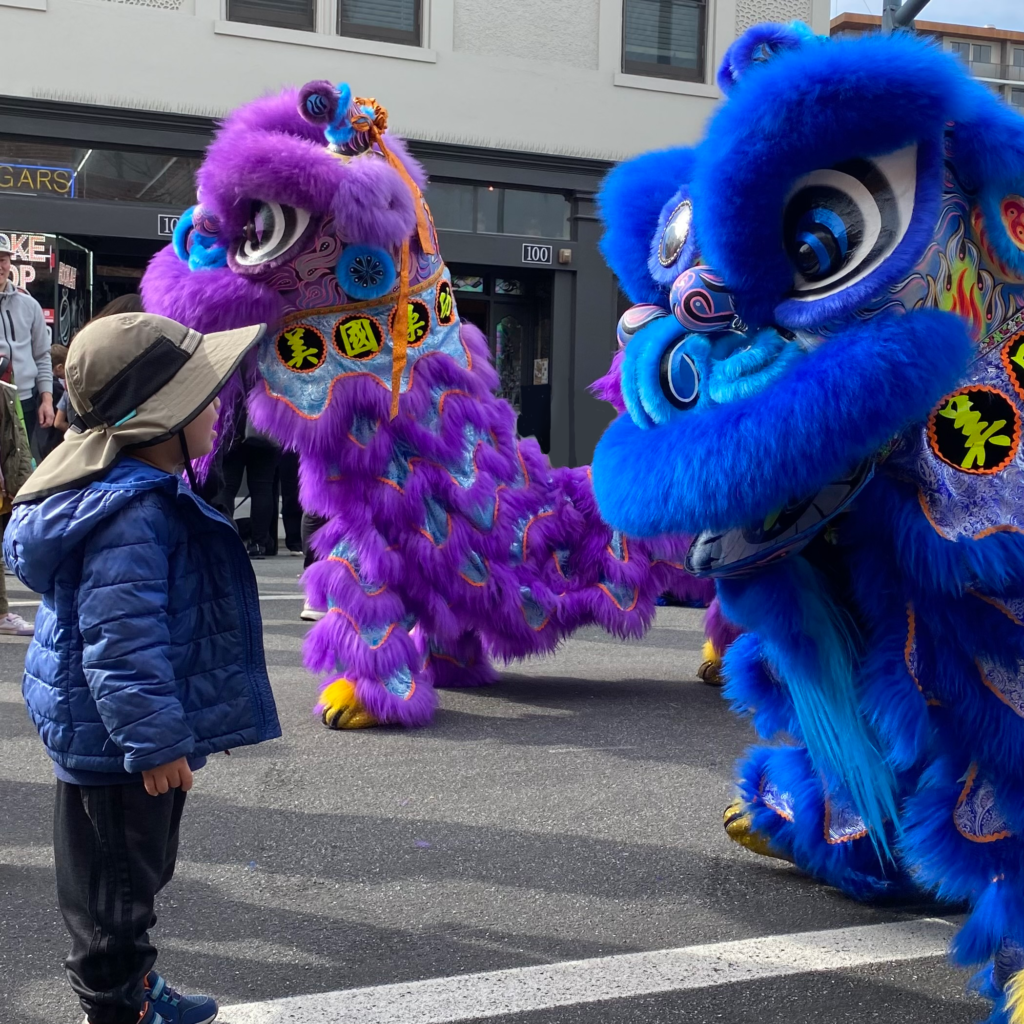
[{"x1": 881, "y1": 0, "x2": 934, "y2": 33}]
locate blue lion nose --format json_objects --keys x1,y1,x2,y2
[{"x1": 669, "y1": 266, "x2": 742, "y2": 334}]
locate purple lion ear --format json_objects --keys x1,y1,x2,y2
[
  {"x1": 298, "y1": 80, "x2": 340, "y2": 126},
  {"x1": 717, "y1": 21, "x2": 819, "y2": 94}
]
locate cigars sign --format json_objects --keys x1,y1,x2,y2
[{"x1": 0, "y1": 162, "x2": 75, "y2": 197}]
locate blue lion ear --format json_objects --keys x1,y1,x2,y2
[
  {"x1": 598, "y1": 147, "x2": 695, "y2": 306},
  {"x1": 718, "y1": 21, "x2": 820, "y2": 94}
]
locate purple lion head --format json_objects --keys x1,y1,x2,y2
[{"x1": 141, "y1": 81, "x2": 475, "y2": 456}]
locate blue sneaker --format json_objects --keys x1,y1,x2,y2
[
  {"x1": 84, "y1": 1000, "x2": 168, "y2": 1024},
  {"x1": 144, "y1": 973, "x2": 218, "y2": 1024}
]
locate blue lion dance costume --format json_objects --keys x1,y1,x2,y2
[{"x1": 591, "y1": 22, "x2": 1024, "y2": 1022}]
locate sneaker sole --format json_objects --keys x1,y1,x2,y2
[{"x1": 300, "y1": 611, "x2": 326, "y2": 621}]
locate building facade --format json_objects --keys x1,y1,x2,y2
[
  {"x1": 1, "y1": 0, "x2": 828, "y2": 465},
  {"x1": 831, "y1": 13, "x2": 1024, "y2": 113}
]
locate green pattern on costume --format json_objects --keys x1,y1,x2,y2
[{"x1": 938, "y1": 395, "x2": 1012, "y2": 470}]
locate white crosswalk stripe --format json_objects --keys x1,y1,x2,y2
[{"x1": 220, "y1": 918, "x2": 956, "y2": 1024}]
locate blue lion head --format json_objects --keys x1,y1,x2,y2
[{"x1": 592, "y1": 23, "x2": 1024, "y2": 556}]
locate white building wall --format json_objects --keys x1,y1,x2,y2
[
  {"x1": 0, "y1": 0, "x2": 832, "y2": 160},
  {"x1": 454, "y1": 0, "x2": 601, "y2": 70}
]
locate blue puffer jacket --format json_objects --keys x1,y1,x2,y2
[{"x1": 5, "y1": 458, "x2": 281, "y2": 776}]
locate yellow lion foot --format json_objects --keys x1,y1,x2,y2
[
  {"x1": 724, "y1": 798, "x2": 789, "y2": 861},
  {"x1": 697, "y1": 639, "x2": 724, "y2": 686},
  {"x1": 318, "y1": 678, "x2": 380, "y2": 729}
]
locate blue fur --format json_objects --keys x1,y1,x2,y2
[
  {"x1": 720, "y1": 557, "x2": 900, "y2": 861},
  {"x1": 597, "y1": 147, "x2": 694, "y2": 306},
  {"x1": 735, "y1": 744, "x2": 914, "y2": 899},
  {"x1": 901, "y1": 757, "x2": 1015, "y2": 909},
  {"x1": 693, "y1": 31, "x2": 985, "y2": 329},
  {"x1": 716, "y1": 22, "x2": 820, "y2": 95},
  {"x1": 593, "y1": 309, "x2": 971, "y2": 536},
  {"x1": 172, "y1": 206, "x2": 196, "y2": 263},
  {"x1": 594, "y1": 25, "x2": 1024, "y2": 1012},
  {"x1": 324, "y1": 82, "x2": 356, "y2": 147},
  {"x1": 722, "y1": 632, "x2": 803, "y2": 742}
]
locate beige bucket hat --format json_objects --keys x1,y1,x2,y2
[{"x1": 16, "y1": 312, "x2": 265, "y2": 503}]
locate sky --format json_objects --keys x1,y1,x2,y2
[{"x1": 831, "y1": 0, "x2": 1024, "y2": 31}]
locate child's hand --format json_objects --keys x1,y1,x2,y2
[{"x1": 141, "y1": 756, "x2": 194, "y2": 797}]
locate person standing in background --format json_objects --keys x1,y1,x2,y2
[
  {"x1": 0, "y1": 234, "x2": 54, "y2": 459},
  {"x1": 279, "y1": 450, "x2": 303, "y2": 556},
  {"x1": 218, "y1": 411, "x2": 282, "y2": 559},
  {"x1": 0, "y1": 353, "x2": 35, "y2": 634}
]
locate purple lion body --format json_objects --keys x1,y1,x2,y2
[{"x1": 142, "y1": 83, "x2": 709, "y2": 727}]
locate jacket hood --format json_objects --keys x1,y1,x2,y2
[{"x1": 6, "y1": 458, "x2": 186, "y2": 594}]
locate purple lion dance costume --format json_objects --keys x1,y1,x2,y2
[{"x1": 141, "y1": 81, "x2": 710, "y2": 729}]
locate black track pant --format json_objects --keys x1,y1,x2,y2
[{"x1": 54, "y1": 780, "x2": 186, "y2": 1024}]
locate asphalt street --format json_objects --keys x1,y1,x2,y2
[{"x1": 0, "y1": 555, "x2": 980, "y2": 1023}]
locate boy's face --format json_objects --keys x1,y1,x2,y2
[{"x1": 182, "y1": 397, "x2": 221, "y2": 459}]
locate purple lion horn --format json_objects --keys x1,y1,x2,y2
[{"x1": 142, "y1": 81, "x2": 710, "y2": 728}]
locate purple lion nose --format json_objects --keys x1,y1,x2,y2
[{"x1": 669, "y1": 266, "x2": 739, "y2": 334}]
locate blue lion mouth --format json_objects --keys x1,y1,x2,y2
[{"x1": 705, "y1": 328, "x2": 803, "y2": 405}]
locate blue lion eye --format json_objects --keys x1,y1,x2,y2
[
  {"x1": 659, "y1": 340, "x2": 700, "y2": 410},
  {"x1": 782, "y1": 147, "x2": 916, "y2": 298},
  {"x1": 791, "y1": 203, "x2": 855, "y2": 281}
]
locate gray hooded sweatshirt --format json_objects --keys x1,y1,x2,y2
[{"x1": 0, "y1": 280, "x2": 52, "y2": 400}]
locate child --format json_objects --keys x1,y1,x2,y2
[
  {"x1": 5, "y1": 312, "x2": 281, "y2": 1024},
  {"x1": 50, "y1": 342, "x2": 69, "y2": 434}
]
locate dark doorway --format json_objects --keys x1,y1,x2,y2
[{"x1": 450, "y1": 266, "x2": 552, "y2": 453}]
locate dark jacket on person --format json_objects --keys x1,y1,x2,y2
[{"x1": 4, "y1": 457, "x2": 281, "y2": 780}]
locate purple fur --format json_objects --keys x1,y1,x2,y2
[
  {"x1": 589, "y1": 348, "x2": 627, "y2": 413},
  {"x1": 705, "y1": 596, "x2": 741, "y2": 654},
  {"x1": 143, "y1": 84, "x2": 698, "y2": 728}
]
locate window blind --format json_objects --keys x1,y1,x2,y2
[
  {"x1": 623, "y1": 0, "x2": 705, "y2": 80},
  {"x1": 228, "y1": 0, "x2": 315, "y2": 31},
  {"x1": 339, "y1": 0, "x2": 419, "y2": 43}
]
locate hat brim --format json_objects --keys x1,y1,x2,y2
[{"x1": 16, "y1": 323, "x2": 266, "y2": 503}]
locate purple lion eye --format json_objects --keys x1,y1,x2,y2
[{"x1": 235, "y1": 200, "x2": 311, "y2": 268}]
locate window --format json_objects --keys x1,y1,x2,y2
[
  {"x1": 339, "y1": 0, "x2": 419, "y2": 45},
  {"x1": 622, "y1": 0, "x2": 706, "y2": 83},
  {"x1": 1012, "y1": 88, "x2": 1024, "y2": 110},
  {"x1": 1014, "y1": 48, "x2": 1024, "y2": 68},
  {"x1": 972, "y1": 44, "x2": 993, "y2": 64},
  {"x1": 0, "y1": 140, "x2": 199, "y2": 207},
  {"x1": 950, "y1": 41, "x2": 969, "y2": 61},
  {"x1": 227, "y1": 0, "x2": 315, "y2": 31},
  {"x1": 428, "y1": 183, "x2": 571, "y2": 239}
]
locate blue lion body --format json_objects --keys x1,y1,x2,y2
[{"x1": 593, "y1": 22, "x2": 1024, "y2": 1021}]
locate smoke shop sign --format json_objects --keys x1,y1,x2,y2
[{"x1": 0, "y1": 163, "x2": 75, "y2": 197}]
